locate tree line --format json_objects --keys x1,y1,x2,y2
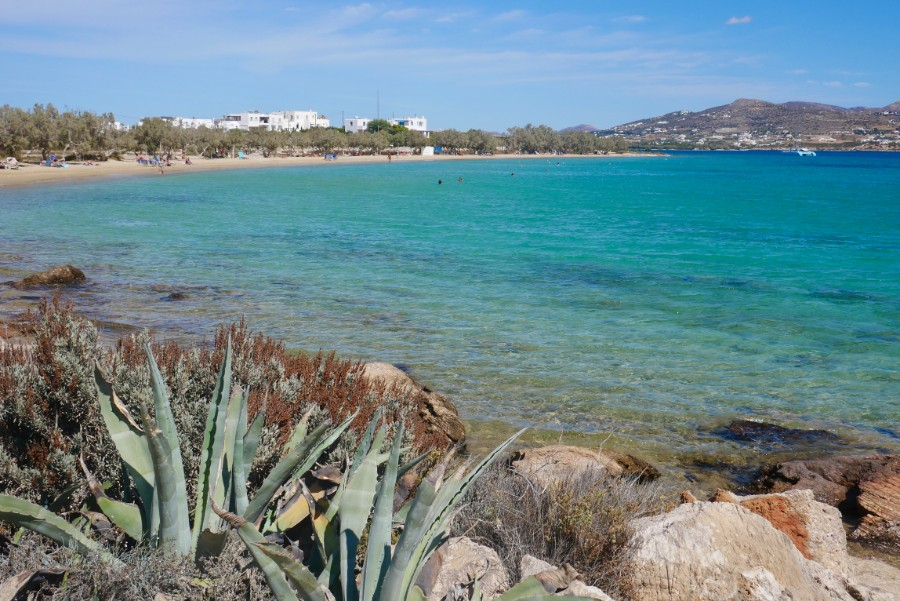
[{"x1": 0, "y1": 104, "x2": 629, "y2": 161}]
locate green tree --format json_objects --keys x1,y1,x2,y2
[
  {"x1": 366, "y1": 118, "x2": 392, "y2": 133},
  {"x1": 29, "y1": 103, "x2": 61, "y2": 160}
]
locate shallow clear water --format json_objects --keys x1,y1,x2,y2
[{"x1": 2, "y1": 152, "x2": 899, "y2": 463}]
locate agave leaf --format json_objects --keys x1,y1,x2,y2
[
  {"x1": 339, "y1": 427, "x2": 386, "y2": 601},
  {"x1": 255, "y1": 542, "x2": 334, "y2": 601},
  {"x1": 94, "y1": 362, "x2": 157, "y2": 537},
  {"x1": 211, "y1": 501, "x2": 298, "y2": 601},
  {"x1": 398, "y1": 450, "x2": 431, "y2": 479},
  {"x1": 144, "y1": 344, "x2": 191, "y2": 545},
  {"x1": 284, "y1": 408, "x2": 313, "y2": 455},
  {"x1": 360, "y1": 424, "x2": 404, "y2": 601},
  {"x1": 223, "y1": 386, "x2": 248, "y2": 514},
  {"x1": 348, "y1": 407, "x2": 383, "y2": 480},
  {"x1": 191, "y1": 339, "x2": 232, "y2": 555},
  {"x1": 274, "y1": 481, "x2": 328, "y2": 533},
  {"x1": 79, "y1": 456, "x2": 143, "y2": 541},
  {"x1": 0, "y1": 494, "x2": 120, "y2": 566},
  {"x1": 382, "y1": 429, "x2": 526, "y2": 601},
  {"x1": 144, "y1": 422, "x2": 191, "y2": 556},
  {"x1": 244, "y1": 412, "x2": 357, "y2": 523},
  {"x1": 493, "y1": 575, "x2": 596, "y2": 600},
  {"x1": 407, "y1": 586, "x2": 428, "y2": 601},
  {"x1": 233, "y1": 389, "x2": 253, "y2": 515},
  {"x1": 243, "y1": 399, "x2": 266, "y2": 474}
]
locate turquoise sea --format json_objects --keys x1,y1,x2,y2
[{"x1": 2, "y1": 151, "x2": 899, "y2": 469}]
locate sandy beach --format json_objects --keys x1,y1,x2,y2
[{"x1": 0, "y1": 152, "x2": 647, "y2": 189}]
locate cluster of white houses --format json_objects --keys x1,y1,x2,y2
[{"x1": 160, "y1": 110, "x2": 429, "y2": 136}]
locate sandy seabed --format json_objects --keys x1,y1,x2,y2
[{"x1": 0, "y1": 152, "x2": 647, "y2": 189}]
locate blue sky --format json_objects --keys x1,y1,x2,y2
[{"x1": 1, "y1": 1, "x2": 898, "y2": 131}]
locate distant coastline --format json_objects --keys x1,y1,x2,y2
[{"x1": 0, "y1": 152, "x2": 652, "y2": 190}]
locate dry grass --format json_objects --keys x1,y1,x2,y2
[{"x1": 451, "y1": 464, "x2": 670, "y2": 600}]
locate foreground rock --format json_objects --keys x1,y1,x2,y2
[
  {"x1": 630, "y1": 501, "x2": 858, "y2": 600},
  {"x1": 11, "y1": 264, "x2": 86, "y2": 289},
  {"x1": 657, "y1": 488, "x2": 900, "y2": 600},
  {"x1": 510, "y1": 445, "x2": 659, "y2": 489},
  {"x1": 362, "y1": 362, "x2": 466, "y2": 447},
  {"x1": 415, "y1": 537, "x2": 509, "y2": 600},
  {"x1": 519, "y1": 555, "x2": 614, "y2": 600},
  {"x1": 754, "y1": 454, "x2": 900, "y2": 551}
]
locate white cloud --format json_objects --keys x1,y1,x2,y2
[
  {"x1": 614, "y1": 15, "x2": 646, "y2": 24},
  {"x1": 853, "y1": 82, "x2": 871, "y2": 88},
  {"x1": 383, "y1": 8, "x2": 423, "y2": 20},
  {"x1": 823, "y1": 81, "x2": 843, "y2": 88},
  {"x1": 495, "y1": 10, "x2": 526, "y2": 22},
  {"x1": 725, "y1": 16, "x2": 752, "y2": 25}
]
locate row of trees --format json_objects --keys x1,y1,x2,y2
[{"x1": 0, "y1": 104, "x2": 630, "y2": 161}]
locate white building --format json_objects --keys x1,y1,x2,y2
[
  {"x1": 343, "y1": 115, "x2": 429, "y2": 136},
  {"x1": 343, "y1": 117, "x2": 372, "y2": 134},
  {"x1": 171, "y1": 117, "x2": 216, "y2": 129}
]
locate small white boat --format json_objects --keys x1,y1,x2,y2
[{"x1": 794, "y1": 148, "x2": 816, "y2": 156}]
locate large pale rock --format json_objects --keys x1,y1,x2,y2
[
  {"x1": 628, "y1": 501, "x2": 856, "y2": 600},
  {"x1": 736, "y1": 489, "x2": 850, "y2": 576},
  {"x1": 415, "y1": 537, "x2": 510, "y2": 601},
  {"x1": 363, "y1": 362, "x2": 466, "y2": 446},
  {"x1": 510, "y1": 445, "x2": 623, "y2": 488},
  {"x1": 12, "y1": 264, "x2": 85, "y2": 289}
]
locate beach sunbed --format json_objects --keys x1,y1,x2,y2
[
  {"x1": 238, "y1": 151, "x2": 248, "y2": 159},
  {"x1": 3, "y1": 157, "x2": 20, "y2": 170}
]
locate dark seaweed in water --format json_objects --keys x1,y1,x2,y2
[{"x1": 716, "y1": 419, "x2": 841, "y2": 447}]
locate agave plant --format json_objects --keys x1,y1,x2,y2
[
  {"x1": 0, "y1": 339, "x2": 353, "y2": 560},
  {"x1": 0, "y1": 339, "x2": 593, "y2": 600}
]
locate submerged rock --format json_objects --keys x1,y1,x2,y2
[
  {"x1": 11, "y1": 264, "x2": 85, "y2": 289},
  {"x1": 718, "y1": 419, "x2": 840, "y2": 446}
]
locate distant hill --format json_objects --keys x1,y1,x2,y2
[
  {"x1": 604, "y1": 98, "x2": 900, "y2": 150},
  {"x1": 560, "y1": 124, "x2": 597, "y2": 133}
]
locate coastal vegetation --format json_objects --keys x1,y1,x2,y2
[
  {"x1": 0, "y1": 299, "x2": 614, "y2": 599},
  {"x1": 0, "y1": 103, "x2": 629, "y2": 163}
]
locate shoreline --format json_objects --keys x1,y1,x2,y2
[{"x1": 0, "y1": 152, "x2": 651, "y2": 190}]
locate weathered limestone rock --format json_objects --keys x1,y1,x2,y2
[
  {"x1": 363, "y1": 362, "x2": 466, "y2": 446},
  {"x1": 754, "y1": 454, "x2": 900, "y2": 550},
  {"x1": 415, "y1": 537, "x2": 509, "y2": 601},
  {"x1": 738, "y1": 489, "x2": 849, "y2": 575},
  {"x1": 510, "y1": 445, "x2": 623, "y2": 488},
  {"x1": 509, "y1": 444, "x2": 659, "y2": 489},
  {"x1": 12, "y1": 264, "x2": 85, "y2": 289},
  {"x1": 519, "y1": 555, "x2": 555, "y2": 580},
  {"x1": 709, "y1": 488, "x2": 740, "y2": 503},
  {"x1": 628, "y1": 501, "x2": 856, "y2": 600},
  {"x1": 560, "y1": 579, "x2": 615, "y2": 601}
]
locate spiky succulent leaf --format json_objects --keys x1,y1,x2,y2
[
  {"x1": 245, "y1": 412, "x2": 357, "y2": 523},
  {"x1": 211, "y1": 501, "x2": 298, "y2": 601},
  {"x1": 79, "y1": 456, "x2": 143, "y2": 541},
  {"x1": 0, "y1": 494, "x2": 119, "y2": 565},
  {"x1": 243, "y1": 400, "x2": 266, "y2": 475},
  {"x1": 338, "y1": 427, "x2": 386, "y2": 601},
  {"x1": 360, "y1": 424, "x2": 404, "y2": 601},
  {"x1": 232, "y1": 388, "x2": 251, "y2": 515},
  {"x1": 494, "y1": 575, "x2": 597, "y2": 600},
  {"x1": 192, "y1": 339, "x2": 233, "y2": 555},
  {"x1": 144, "y1": 421, "x2": 191, "y2": 555},
  {"x1": 381, "y1": 429, "x2": 525, "y2": 601},
  {"x1": 220, "y1": 385, "x2": 246, "y2": 514},
  {"x1": 255, "y1": 542, "x2": 334, "y2": 601},
  {"x1": 94, "y1": 362, "x2": 157, "y2": 537}
]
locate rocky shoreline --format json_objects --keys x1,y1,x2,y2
[{"x1": 2, "y1": 265, "x2": 899, "y2": 599}]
